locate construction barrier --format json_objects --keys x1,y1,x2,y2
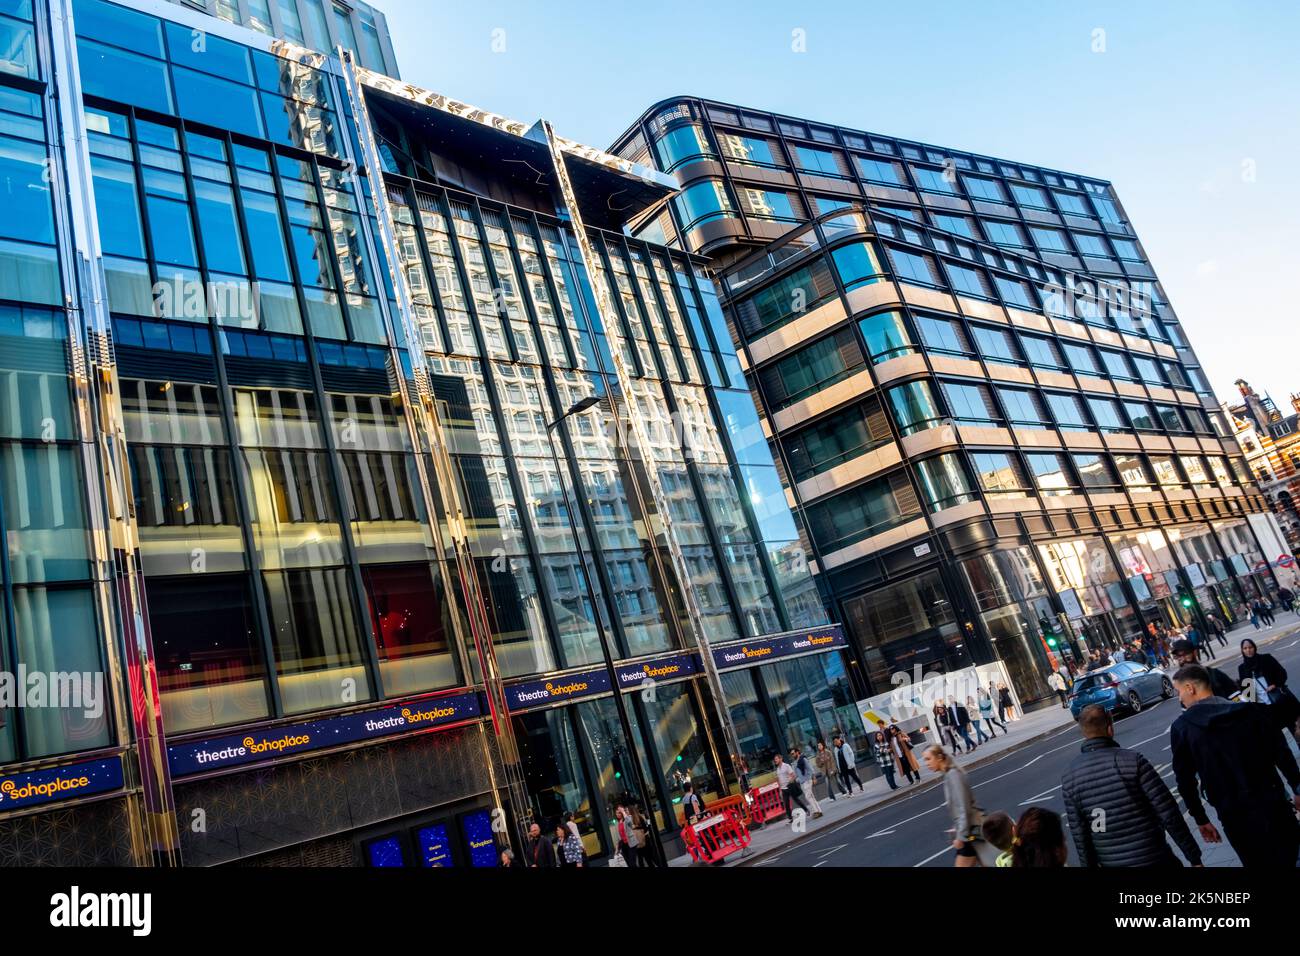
[
  {"x1": 682, "y1": 794, "x2": 747, "y2": 829},
  {"x1": 682, "y1": 805, "x2": 751, "y2": 864},
  {"x1": 748, "y1": 782, "x2": 786, "y2": 826}
]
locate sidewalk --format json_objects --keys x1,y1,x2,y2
[
  {"x1": 1174, "y1": 615, "x2": 1300, "y2": 675},
  {"x1": 670, "y1": 702, "x2": 1079, "y2": 867}
]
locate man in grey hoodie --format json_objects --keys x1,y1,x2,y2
[{"x1": 1170, "y1": 664, "x2": 1300, "y2": 867}]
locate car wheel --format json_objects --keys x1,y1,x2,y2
[
  {"x1": 1160, "y1": 678, "x2": 1173, "y2": 700},
  {"x1": 1127, "y1": 690, "x2": 1142, "y2": 714}
]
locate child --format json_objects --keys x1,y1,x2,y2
[{"x1": 981, "y1": 810, "x2": 1016, "y2": 868}]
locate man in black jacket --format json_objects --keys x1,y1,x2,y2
[
  {"x1": 945, "y1": 697, "x2": 977, "y2": 751},
  {"x1": 1170, "y1": 639, "x2": 1237, "y2": 699},
  {"x1": 1170, "y1": 665, "x2": 1300, "y2": 867},
  {"x1": 1061, "y1": 705, "x2": 1202, "y2": 866},
  {"x1": 523, "y1": 822, "x2": 556, "y2": 868}
]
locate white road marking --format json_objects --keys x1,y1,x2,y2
[
  {"x1": 1020, "y1": 785, "x2": 1062, "y2": 805},
  {"x1": 913, "y1": 845, "x2": 953, "y2": 867},
  {"x1": 815, "y1": 843, "x2": 847, "y2": 858},
  {"x1": 813, "y1": 860, "x2": 827, "y2": 867}
]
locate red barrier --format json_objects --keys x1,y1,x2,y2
[
  {"x1": 682, "y1": 805, "x2": 752, "y2": 864},
  {"x1": 748, "y1": 782, "x2": 786, "y2": 826}
]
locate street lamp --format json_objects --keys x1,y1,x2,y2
[{"x1": 543, "y1": 393, "x2": 666, "y2": 865}]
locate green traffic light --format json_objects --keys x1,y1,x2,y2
[{"x1": 1047, "y1": 637, "x2": 1057, "y2": 647}]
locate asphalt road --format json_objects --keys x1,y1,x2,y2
[{"x1": 758, "y1": 622, "x2": 1300, "y2": 868}]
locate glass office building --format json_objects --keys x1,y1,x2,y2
[
  {"x1": 0, "y1": 1, "x2": 858, "y2": 866},
  {"x1": 611, "y1": 98, "x2": 1284, "y2": 708}
]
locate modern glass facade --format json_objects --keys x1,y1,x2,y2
[
  {"x1": 611, "y1": 97, "x2": 1283, "y2": 709},
  {"x1": 0, "y1": 0, "x2": 854, "y2": 866}
]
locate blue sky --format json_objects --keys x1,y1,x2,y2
[{"x1": 378, "y1": 0, "x2": 1300, "y2": 407}]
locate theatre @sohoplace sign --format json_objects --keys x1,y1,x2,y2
[
  {"x1": 710, "y1": 626, "x2": 847, "y2": 671},
  {"x1": 166, "y1": 691, "x2": 482, "y2": 777}
]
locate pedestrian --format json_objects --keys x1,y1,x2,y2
[
  {"x1": 733, "y1": 753, "x2": 751, "y2": 793},
  {"x1": 815, "y1": 740, "x2": 846, "y2": 802},
  {"x1": 630, "y1": 804, "x2": 657, "y2": 866},
  {"x1": 981, "y1": 811, "x2": 1016, "y2": 867},
  {"x1": 1260, "y1": 599, "x2": 1275, "y2": 627},
  {"x1": 563, "y1": 810, "x2": 581, "y2": 845},
  {"x1": 965, "y1": 696, "x2": 990, "y2": 744},
  {"x1": 1060, "y1": 704, "x2": 1202, "y2": 866},
  {"x1": 681, "y1": 781, "x2": 707, "y2": 824},
  {"x1": 1277, "y1": 586, "x2": 1296, "y2": 617},
  {"x1": 1047, "y1": 670, "x2": 1069, "y2": 708},
  {"x1": 1206, "y1": 612, "x2": 1228, "y2": 649},
  {"x1": 524, "y1": 821, "x2": 556, "y2": 868},
  {"x1": 1187, "y1": 622, "x2": 1213, "y2": 662},
  {"x1": 933, "y1": 701, "x2": 963, "y2": 753},
  {"x1": 888, "y1": 719, "x2": 922, "y2": 783},
  {"x1": 500, "y1": 847, "x2": 519, "y2": 868},
  {"x1": 922, "y1": 744, "x2": 993, "y2": 867},
  {"x1": 950, "y1": 696, "x2": 980, "y2": 751},
  {"x1": 977, "y1": 687, "x2": 1007, "y2": 737},
  {"x1": 1249, "y1": 602, "x2": 1261, "y2": 630},
  {"x1": 997, "y1": 683, "x2": 1015, "y2": 721},
  {"x1": 612, "y1": 805, "x2": 639, "y2": 868},
  {"x1": 792, "y1": 746, "x2": 824, "y2": 818},
  {"x1": 1169, "y1": 664, "x2": 1300, "y2": 867},
  {"x1": 1010, "y1": 807, "x2": 1068, "y2": 867},
  {"x1": 873, "y1": 731, "x2": 898, "y2": 790},
  {"x1": 834, "y1": 735, "x2": 865, "y2": 793},
  {"x1": 1238, "y1": 638, "x2": 1300, "y2": 744},
  {"x1": 1169, "y1": 639, "x2": 1237, "y2": 698},
  {"x1": 555, "y1": 823, "x2": 585, "y2": 868},
  {"x1": 773, "y1": 753, "x2": 811, "y2": 823}
]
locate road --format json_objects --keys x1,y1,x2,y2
[{"x1": 758, "y1": 623, "x2": 1300, "y2": 867}]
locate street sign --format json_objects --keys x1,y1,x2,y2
[{"x1": 1279, "y1": 554, "x2": 1295, "y2": 569}]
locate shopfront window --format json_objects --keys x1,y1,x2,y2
[
  {"x1": 960, "y1": 549, "x2": 1056, "y2": 705},
  {"x1": 843, "y1": 569, "x2": 967, "y2": 695}
]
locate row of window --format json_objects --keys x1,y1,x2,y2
[
  {"x1": 74, "y1": 0, "x2": 343, "y2": 157},
  {"x1": 694, "y1": 101, "x2": 1109, "y2": 196},
  {"x1": 804, "y1": 445, "x2": 1245, "y2": 557},
  {"x1": 653, "y1": 118, "x2": 1120, "y2": 229}
]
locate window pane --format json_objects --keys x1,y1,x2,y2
[
  {"x1": 264, "y1": 566, "x2": 372, "y2": 714},
  {"x1": 13, "y1": 586, "x2": 111, "y2": 757},
  {"x1": 151, "y1": 573, "x2": 270, "y2": 733},
  {"x1": 0, "y1": 442, "x2": 91, "y2": 582}
]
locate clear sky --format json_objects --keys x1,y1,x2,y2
[{"x1": 377, "y1": 0, "x2": 1300, "y2": 408}]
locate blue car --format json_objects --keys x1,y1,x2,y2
[{"x1": 1068, "y1": 661, "x2": 1174, "y2": 719}]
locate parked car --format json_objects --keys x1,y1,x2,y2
[{"x1": 1068, "y1": 661, "x2": 1173, "y2": 719}]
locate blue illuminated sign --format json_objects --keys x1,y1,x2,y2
[
  {"x1": 0, "y1": 757, "x2": 124, "y2": 810},
  {"x1": 503, "y1": 667, "x2": 611, "y2": 712},
  {"x1": 711, "y1": 625, "x2": 847, "y2": 671},
  {"x1": 614, "y1": 652, "x2": 700, "y2": 689},
  {"x1": 366, "y1": 836, "x2": 406, "y2": 868},
  {"x1": 168, "y1": 690, "x2": 482, "y2": 777},
  {"x1": 461, "y1": 809, "x2": 498, "y2": 868},
  {"x1": 417, "y1": 823, "x2": 453, "y2": 867}
]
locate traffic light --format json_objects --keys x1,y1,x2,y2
[{"x1": 1177, "y1": 586, "x2": 1194, "y2": 609}]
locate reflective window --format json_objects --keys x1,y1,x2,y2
[
  {"x1": 914, "y1": 453, "x2": 977, "y2": 511},
  {"x1": 858, "y1": 310, "x2": 913, "y2": 363},
  {"x1": 1025, "y1": 452, "x2": 1075, "y2": 496}
]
